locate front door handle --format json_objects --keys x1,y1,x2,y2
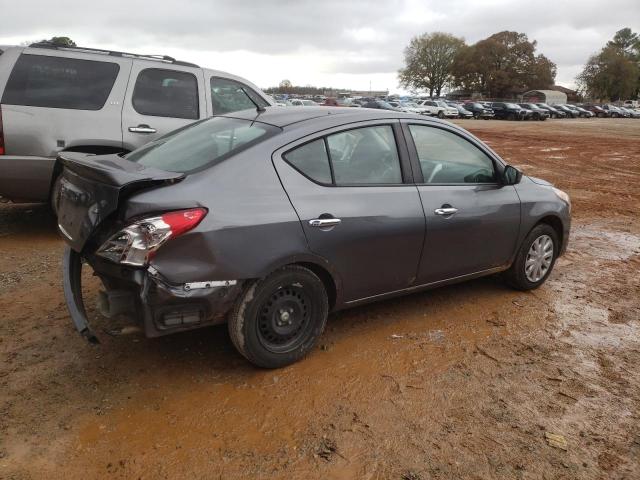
[
  {"x1": 434, "y1": 207, "x2": 458, "y2": 216},
  {"x1": 309, "y1": 218, "x2": 341, "y2": 228},
  {"x1": 128, "y1": 125, "x2": 157, "y2": 134}
]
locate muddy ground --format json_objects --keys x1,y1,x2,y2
[{"x1": 1, "y1": 118, "x2": 639, "y2": 479}]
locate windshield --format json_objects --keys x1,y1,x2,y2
[
  {"x1": 538, "y1": 103, "x2": 551, "y2": 108},
  {"x1": 506, "y1": 103, "x2": 520, "y2": 109},
  {"x1": 402, "y1": 102, "x2": 418, "y2": 107},
  {"x1": 126, "y1": 117, "x2": 278, "y2": 173}
]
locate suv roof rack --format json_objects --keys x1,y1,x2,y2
[{"x1": 28, "y1": 42, "x2": 200, "y2": 68}]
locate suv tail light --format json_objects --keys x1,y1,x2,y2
[
  {"x1": 0, "y1": 105, "x2": 5, "y2": 155},
  {"x1": 96, "y1": 208, "x2": 207, "y2": 266}
]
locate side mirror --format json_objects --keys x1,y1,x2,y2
[{"x1": 503, "y1": 165, "x2": 523, "y2": 185}]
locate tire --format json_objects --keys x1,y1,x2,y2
[
  {"x1": 473, "y1": 112, "x2": 480, "y2": 119},
  {"x1": 437, "y1": 110, "x2": 445, "y2": 119},
  {"x1": 504, "y1": 224, "x2": 559, "y2": 291},
  {"x1": 228, "y1": 265, "x2": 328, "y2": 368},
  {"x1": 507, "y1": 113, "x2": 515, "y2": 121}
]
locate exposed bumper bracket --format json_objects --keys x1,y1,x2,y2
[{"x1": 62, "y1": 245, "x2": 100, "y2": 344}]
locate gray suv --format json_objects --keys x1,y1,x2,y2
[{"x1": 0, "y1": 43, "x2": 271, "y2": 205}]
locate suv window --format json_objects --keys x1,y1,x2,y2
[
  {"x1": 132, "y1": 68, "x2": 199, "y2": 119},
  {"x1": 210, "y1": 77, "x2": 268, "y2": 114},
  {"x1": 1, "y1": 54, "x2": 119, "y2": 110},
  {"x1": 408, "y1": 125, "x2": 496, "y2": 184},
  {"x1": 327, "y1": 125, "x2": 402, "y2": 184},
  {"x1": 284, "y1": 139, "x2": 332, "y2": 184}
]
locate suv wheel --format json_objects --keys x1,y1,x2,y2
[
  {"x1": 504, "y1": 224, "x2": 559, "y2": 291},
  {"x1": 507, "y1": 113, "x2": 515, "y2": 121},
  {"x1": 228, "y1": 265, "x2": 328, "y2": 368}
]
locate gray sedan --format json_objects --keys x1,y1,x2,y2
[{"x1": 57, "y1": 107, "x2": 571, "y2": 368}]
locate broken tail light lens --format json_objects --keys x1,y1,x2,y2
[{"x1": 96, "y1": 208, "x2": 207, "y2": 266}]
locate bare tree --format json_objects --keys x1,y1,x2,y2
[{"x1": 398, "y1": 32, "x2": 464, "y2": 98}]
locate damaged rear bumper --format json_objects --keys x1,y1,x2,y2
[{"x1": 62, "y1": 245, "x2": 244, "y2": 342}]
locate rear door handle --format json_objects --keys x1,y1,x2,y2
[
  {"x1": 434, "y1": 207, "x2": 458, "y2": 216},
  {"x1": 128, "y1": 125, "x2": 157, "y2": 134},
  {"x1": 309, "y1": 218, "x2": 341, "y2": 228}
]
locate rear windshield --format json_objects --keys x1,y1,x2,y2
[
  {"x1": 1, "y1": 54, "x2": 119, "y2": 110},
  {"x1": 126, "y1": 116, "x2": 279, "y2": 173}
]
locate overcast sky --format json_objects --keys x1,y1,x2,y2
[{"x1": 1, "y1": 0, "x2": 638, "y2": 92}]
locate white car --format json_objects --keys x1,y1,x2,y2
[
  {"x1": 417, "y1": 100, "x2": 457, "y2": 118},
  {"x1": 399, "y1": 101, "x2": 430, "y2": 115},
  {"x1": 287, "y1": 99, "x2": 318, "y2": 107}
]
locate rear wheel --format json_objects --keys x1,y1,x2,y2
[
  {"x1": 228, "y1": 265, "x2": 328, "y2": 368},
  {"x1": 504, "y1": 224, "x2": 558, "y2": 291}
]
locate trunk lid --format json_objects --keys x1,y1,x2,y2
[{"x1": 57, "y1": 152, "x2": 184, "y2": 252}]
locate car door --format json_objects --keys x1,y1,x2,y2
[
  {"x1": 402, "y1": 121, "x2": 521, "y2": 285},
  {"x1": 121, "y1": 62, "x2": 206, "y2": 151},
  {"x1": 272, "y1": 121, "x2": 426, "y2": 303}
]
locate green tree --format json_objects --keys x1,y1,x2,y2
[
  {"x1": 607, "y1": 28, "x2": 640, "y2": 59},
  {"x1": 578, "y1": 46, "x2": 639, "y2": 101},
  {"x1": 41, "y1": 36, "x2": 77, "y2": 47},
  {"x1": 398, "y1": 32, "x2": 465, "y2": 98},
  {"x1": 451, "y1": 31, "x2": 556, "y2": 98}
]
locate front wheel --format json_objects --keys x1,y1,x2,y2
[
  {"x1": 228, "y1": 265, "x2": 328, "y2": 368},
  {"x1": 504, "y1": 224, "x2": 559, "y2": 291},
  {"x1": 437, "y1": 110, "x2": 445, "y2": 119}
]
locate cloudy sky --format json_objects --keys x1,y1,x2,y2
[{"x1": 1, "y1": 0, "x2": 638, "y2": 92}]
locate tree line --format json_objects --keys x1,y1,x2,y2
[
  {"x1": 399, "y1": 31, "x2": 556, "y2": 99},
  {"x1": 578, "y1": 28, "x2": 639, "y2": 101},
  {"x1": 399, "y1": 28, "x2": 640, "y2": 102}
]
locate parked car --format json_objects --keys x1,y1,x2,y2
[
  {"x1": 57, "y1": 107, "x2": 571, "y2": 368},
  {"x1": 447, "y1": 102, "x2": 474, "y2": 119},
  {"x1": 398, "y1": 101, "x2": 430, "y2": 115},
  {"x1": 581, "y1": 105, "x2": 609, "y2": 118},
  {"x1": 0, "y1": 42, "x2": 272, "y2": 208},
  {"x1": 535, "y1": 103, "x2": 566, "y2": 119},
  {"x1": 619, "y1": 106, "x2": 640, "y2": 118},
  {"x1": 518, "y1": 104, "x2": 550, "y2": 121},
  {"x1": 361, "y1": 100, "x2": 401, "y2": 111},
  {"x1": 554, "y1": 105, "x2": 579, "y2": 118},
  {"x1": 464, "y1": 102, "x2": 495, "y2": 119},
  {"x1": 490, "y1": 102, "x2": 526, "y2": 120},
  {"x1": 566, "y1": 105, "x2": 594, "y2": 118},
  {"x1": 287, "y1": 99, "x2": 318, "y2": 107},
  {"x1": 601, "y1": 104, "x2": 625, "y2": 118},
  {"x1": 416, "y1": 100, "x2": 448, "y2": 118}
]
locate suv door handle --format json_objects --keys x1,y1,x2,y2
[
  {"x1": 309, "y1": 218, "x2": 341, "y2": 228},
  {"x1": 129, "y1": 125, "x2": 157, "y2": 134},
  {"x1": 434, "y1": 207, "x2": 458, "y2": 216}
]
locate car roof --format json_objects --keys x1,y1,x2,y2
[{"x1": 221, "y1": 106, "x2": 424, "y2": 128}]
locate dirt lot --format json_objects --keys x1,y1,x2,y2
[{"x1": 1, "y1": 118, "x2": 639, "y2": 479}]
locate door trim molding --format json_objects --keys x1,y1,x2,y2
[{"x1": 344, "y1": 265, "x2": 508, "y2": 306}]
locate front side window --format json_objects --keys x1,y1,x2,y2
[
  {"x1": 132, "y1": 68, "x2": 199, "y2": 119},
  {"x1": 2, "y1": 54, "x2": 119, "y2": 110},
  {"x1": 327, "y1": 125, "x2": 402, "y2": 184},
  {"x1": 408, "y1": 125, "x2": 496, "y2": 184},
  {"x1": 126, "y1": 117, "x2": 277, "y2": 172},
  {"x1": 210, "y1": 77, "x2": 268, "y2": 114}
]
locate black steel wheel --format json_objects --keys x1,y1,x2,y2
[{"x1": 228, "y1": 265, "x2": 328, "y2": 368}]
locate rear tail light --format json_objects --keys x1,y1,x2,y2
[
  {"x1": 0, "y1": 105, "x2": 5, "y2": 155},
  {"x1": 96, "y1": 208, "x2": 207, "y2": 266}
]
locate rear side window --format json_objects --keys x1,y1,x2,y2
[
  {"x1": 1, "y1": 54, "x2": 119, "y2": 110},
  {"x1": 408, "y1": 125, "x2": 496, "y2": 184},
  {"x1": 132, "y1": 68, "x2": 199, "y2": 119},
  {"x1": 328, "y1": 126, "x2": 402, "y2": 184},
  {"x1": 210, "y1": 77, "x2": 268, "y2": 114},
  {"x1": 126, "y1": 117, "x2": 277, "y2": 173},
  {"x1": 284, "y1": 125, "x2": 402, "y2": 185},
  {"x1": 284, "y1": 139, "x2": 332, "y2": 184}
]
